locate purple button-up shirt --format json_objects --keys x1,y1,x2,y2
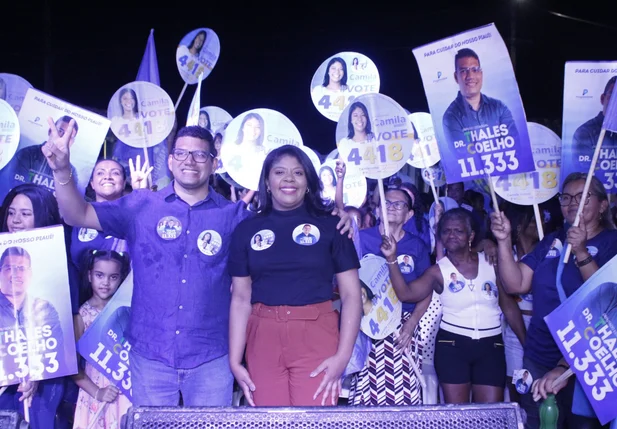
[{"x1": 92, "y1": 184, "x2": 250, "y2": 369}]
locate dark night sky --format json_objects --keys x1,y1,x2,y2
[{"x1": 2, "y1": 0, "x2": 616, "y2": 156}]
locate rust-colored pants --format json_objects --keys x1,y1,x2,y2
[{"x1": 246, "y1": 301, "x2": 339, "y2": 406}]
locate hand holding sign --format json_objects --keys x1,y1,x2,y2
[{"x1": 42, "y1": 117, "x2": 75, "y2": 173}]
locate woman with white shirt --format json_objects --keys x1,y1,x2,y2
[{"x1": 382, "y1": 208, "x2": 521, "y2": 404}]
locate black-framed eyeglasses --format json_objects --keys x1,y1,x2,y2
[
  {"x1": 385, "y1": 200, "x2": 408, "y2": 210},
  {"x1": 456, "y1": 66, "x2": 482, "y2": 76},
  {"x1": 558, "y1": 192, "x2": 591, "y2": 206},
  {"x1": 172, "y1": 149, "x2": 214, "y2": 163}
]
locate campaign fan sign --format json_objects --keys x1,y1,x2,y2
[
  {"x1": 0, "y1": 225, "x2": 77, "y2": 386},
  {"x1": 412, "y1": 23, "x2": 534, "y2": 183},
  {"x1": 545, "y1": 254, "x2": 617, "y2": 424},
  {"x1": 78, "y1": 271, "x2": 133, "y2": 399},
  {"x1": 0, "y1": 88, "x2": 109, "y2": 198},
  {"x1": 561, "y1": 62, "x2": 617, "y2": 193}
]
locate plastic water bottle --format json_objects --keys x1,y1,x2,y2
[{"x1": 539, "y1": 394, "x2": 559, "y2": 429}]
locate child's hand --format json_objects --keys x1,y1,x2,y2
[{"x1": 97, "y1": 385, "x2": 120, "y2": 403}]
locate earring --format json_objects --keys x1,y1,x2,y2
[
  {"x1": 468, "y1": 240, "x2": 472, "y2": 251},
  {"x1": 267, "y1": 188, "x2": 271, "y2": 194},
  {"x1": 306, "y1": 188, "x2": 309, "y2": 194}
]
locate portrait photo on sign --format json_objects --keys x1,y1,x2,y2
[
  {"x1": 199, "y1": 106, "x2": 232, "y2": 133},
  {"x1": 407, "y1": 112, "x2": 441, "y2": 169},
  {"x1": 561, "y1": 61, "x2": 617, "y2": 193},
  {"x1": 0, "y1": 225, "x2": 77, "y2": 384},
  {"x1": 198, "y1": 230, "x2": 222, "y2": 256},
  {"x1": 412, "y1": 23, "x2": 534, "y2": 183},
  {"x1": 220, "y1": 108, "x2": 303, "y2": 190},
  {"x1": 9, "y1": 88, "x2": 109, "y2": 197},
  {"x1": 251, "y1": 230, "x2": 275, "y2": 251},
  {"x1": 176, "y1": 28, "x2": 221, "y2": 84},
  {"x1": 336, "y1": 93, "x2": 414, "y2": 180},
  {"x1": 310, "y1": 52, "x2": 380, "y2": 122},
  {"x1": 107, "y1": 81, "x2": 175, "y2": 149},
  {"x1": 319, "y1": 158, "x2": 367, "y2": 208},
  {"x1": 0, "y1": 73, "x2": 33, "y2": 115}
]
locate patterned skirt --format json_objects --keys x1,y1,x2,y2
[{"x1": 348, "y1": 311, "x2": 423, "y2": 406}]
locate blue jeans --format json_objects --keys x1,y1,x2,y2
[
  {"x1": 131, "y1": 351, "x2": 233, "y2": 407},
  {"x1": 0, "y1": 377, "x2": 65, "y2": 429}
]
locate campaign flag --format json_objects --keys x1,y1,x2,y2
[
  {"x1": 412, "y1": 23, "x2": 534, "y2": 184},
  {"x1": 113, "y1": 30, "x2": 172, "y2": 190},
  {"x1": 186, "y1": 74, "x2": 203, "y2": 126},
  {"x1": 561, "y1": 62, "x2": 617, "y2": 192},
  {"x1": 0, "y1": 226, "x2": 78, "y2": 386},
  {"x1": 78, "y1": 271, "x2": 133, "y2": 399},
  {"x1": 545, "y1": 254, "x2": 617, "y2": 424}
]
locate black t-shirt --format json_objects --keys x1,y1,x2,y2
[{"x1": 228, "y1": 205, "x2": 360, "y2": 306}]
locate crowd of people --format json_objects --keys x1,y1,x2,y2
[{"x1": 0, "y1": 117, "x2": 614, "y2": 429}]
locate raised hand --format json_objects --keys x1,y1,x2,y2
[
  {"x1": 41, "y1": 117, "x2": 75, "y2": 173},
  {"x1": 489, "y1": 211, "x2": 511, "y2": 242},
  {"x1": 129, "y1": 155, "x2": 154, "y2": 190}
]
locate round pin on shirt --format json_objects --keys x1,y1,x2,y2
[
  {"x1": 77, "y1": 228, "x2": 99, "y2": 243},
  {"x1": 292, "y1": 224, "x2": 320, "y2": 246},
  {"x1": 397, "y1": 254, "x2": 414, "y2": 275},
  {"x1": 513, "y1": 369, "x2": 533, "y2": 394},
  {"x1": 198, "y1": 230, "x2": 222, "y2": 256},
  {"x1": 251, "y1": 230, "x2": 275, "y2": 251},
  {"x1": 481, "y1": 281, "x2": 498, "y2": 300},
  {"x1": 310, "y1": 52, "x2": 380, "y2": 122},
  {"x1": 156, "y1": 216, "x2": 182, "y2": 240}
]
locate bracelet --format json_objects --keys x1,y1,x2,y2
[
  {"x1": 386, "y1": 260, "x2": 397, "y2": 265},
  {"x1": 576, "y1": 255, "x2": 593, "y2": 268},
  {"x1": 556, "y1": 363, "x2": 569, "y2": 371},
  {"x1": 54, "y1": 169, "x2": 73, "y2": 186}
]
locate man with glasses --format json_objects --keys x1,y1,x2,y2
[
  {"x1": 442, "y1": 48, "x2": 519, "y2": 154},
  {"x1": 0, "y1": 116, "x2": 79, "y2": 197},
  {"x1": 42, "y1": 123, "x2": 251, "y2": 408}
]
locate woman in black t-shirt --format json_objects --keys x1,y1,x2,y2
[{"x1": 228, "y1": 145, "x2": 362, "y2": 407}]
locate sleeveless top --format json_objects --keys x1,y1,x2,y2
[{"x1": 437, "y1": 252, "x2": 502, "y2": 339}]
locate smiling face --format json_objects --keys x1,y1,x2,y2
[
  {"x1": 242, "y1": 117, "x2": 262, "y2": 144},
  {"x1": 320, "y1": 168, "x2": 334, "y2": 187},
  {"x1": 6, "y1": 194, "x2": 35, "y2": 232},
  {"x1": 267, "y1": 155, "x2": 307, "y2": 211},
  {"x1": 91, "y1": 160, "x2": 125, "y2": 201},
  {"x1": 120, "y1": 92, "x2": 136, "y2": 114},
  {"x1": 351, "y1": 107, "x2": 367, "y2": 135},
  {"x1": 198, "y1": 112, "x2": 209, "y2": 129},
  {"x1": 0, "y1": 255, "x2": 32, "y2": 303},
  {"x1": 454, "y1": 56, "x2": 483, "y2": 99},
  {"x1": 168, "y1": 136, "x2": 213, "y2": 191},
  {"x1": 194, "y1": 32, "x2": 205, "y2": 50},
  {"x1": 328, "y1": 61, "x2": 344, "y2": 84}
]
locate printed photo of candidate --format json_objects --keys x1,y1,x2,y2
[
  {"x1": 311, "y1": 57, "x2": 349, "y2": 100},
  {"x1": 0, "y1": 77, "x2": 6, "y2": 101},
  {"x1": 442, "y1": 48, "x2": 519, "y2": 151},
  {"x1": 0, "y1": 116, "x2": 79, "y2": 196},
  {"x1": 176, "y1": 28, "x2": 221, "y2": 84},
  {"x1": 571, "y1": 76, "x2": 617, "y2": 160},
  {"x1": 338, "y1": 101, "x2": 374, "y2": 146},
  {"x1": 198, "y1": 110, "x2": 211, "y2": 131},
  {"x1": 113, "y1": 87, "x2": 140, "y2": 122}
]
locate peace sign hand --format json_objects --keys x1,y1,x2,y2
[{"x1": 42, "y1": 117, "x2": 75, "y2": 172}]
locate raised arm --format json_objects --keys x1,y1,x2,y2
[
  {"x1": 334, "y1": 159, "x2": 346, "y2": 212},
  {"x1": 489, "y1": 211, "x2": 533, "y2": 295},
  {"x1": 42, "y1": 117, "x2": 101, "y2": 230},
  {"x1": 381, "y1": 235, "x2": 441, "y2": 302},
  {"x1": 497, "y1": 277, "x2": 526, "y2": 346}
]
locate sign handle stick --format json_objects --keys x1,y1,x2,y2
[
  {"x1": 533, "y1": 203, "x2": 545, "y2": 241},
  {"x1": 87, "y1": 403, "x2": 109, "y2": 429},
  {"x1": 428, "y1": 175, "x2": 439, "y2": 205},
  {"x1": 551, "y1": 368, "x2": 573, "y2": 390},
  {"x1": 23, "y1": 397, "x2": 30, "y2": 423},
  {"x1": 175, "y1": 83, "x2": 188, "y2": 110},
  {"x1": 486, "y1": 174, "x2": 500, "y2": 216},
  {"x1": 378, "y1": 178, "x2": 390, "y2": 236},
  {"x1": 563, "y1": 129, "x2": 607, "y2": 263}
]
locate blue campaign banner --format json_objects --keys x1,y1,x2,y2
[
  {"x1": 561, "y1": 62, "x2": 617, "y2": 193},
  {"x1": 412, "y1": 23, "x2": 534, "y2": 184},
  {"x1": 77, "y1": 271, "x2": 133, "y2": 399},
  {"x1": 0, "y1": 226, "x2": 78, "y2": 386},
  {"x1": 545, "y1": 254, "x2": 617, "y2": 424}
]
